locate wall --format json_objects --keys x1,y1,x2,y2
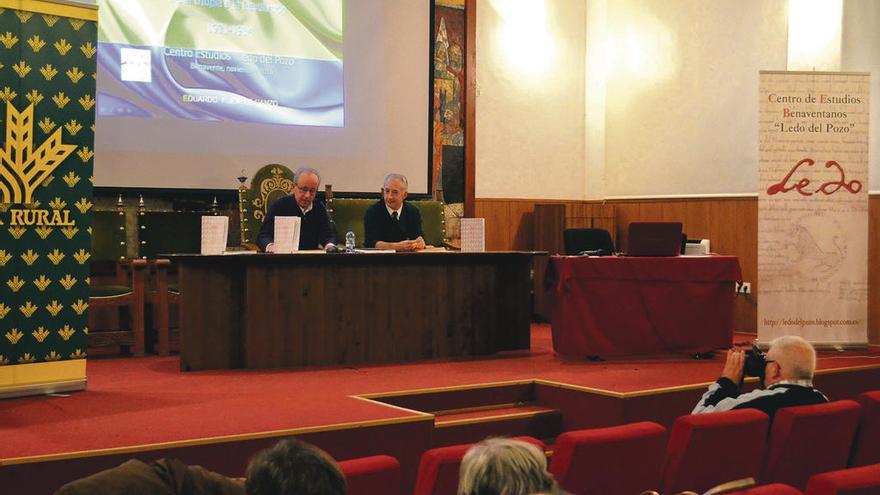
[{"x1": 474, "y1": 0, "x2": 586, "y2": 199}]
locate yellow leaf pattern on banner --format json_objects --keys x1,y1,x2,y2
[
  {"x1": 71, "y1": 299, "x2": 88, "y2": 315},
  {"x1": 39, "y1": 117, "x2": 56, "y2": 133},
  {"x1": 5, "y1": 328, "x2": 23, "y2": 344},
  {"x1": 80, "y1": 42, "x2": 96, "y2": 59},
  {"x1": 78, "y1": 94, "x2": 95, "y2": 111},
  {"x1": 0, "y1": 32, "x2": 18, "y2": 48},
  {"x1": 20, "y1": 249, "x2": 38, "y2": 265},
  {"x1": 74, "y1": 198, "x2": 92, "y2": 213},
  {"x1": 66, "y1": 66, "x2": 84, "y2": 83},
  {"x1": 0, "y1": 303, "x2": 10, "y2": 319},
  {"x1": 25, "y1": 89, "x2": 43, "y2": 105},
  {"x1": 7, "y1": 275, "x2": 25, "y2": 292},
  {"x1": 61, "y1": 226, "x2": 78, "y2": 239},
  {"x1": 59, "y1": 274, "x2": 77, "y2": 290},
  {"x1": 69, "y1": 18, "x2": 85, "y2": 31},
  {"x1": 40, "y1": 63, "x2": 58, "y2": 81},
  {"x1": 63, "y1": 171, "x2": 80, "y2": 187},
  {"x1": 32, "y1": 327, "x2": 50, "y2": 342},
  {"x1": 44, "y1": 351, "x2": 62, "y2": 361},
  {"x1": 13, "y1": 60, "x2": 31, "y2": 78},
  {"x1": 47, "y1": 249, "x2": 65, "y2": 265},
  {"x1": 49, "y1": 197, "x2": 66, "y2": 209},
  {"x1": 53, "y1": 38, "x2": 71, "y2": 55},
  {"x1": 0, "y1": 355, "x2": 9, "y2": 365},
  {"x1": 64, "y1": 120, "x2": 82, "y2": 136},
  {"x1": 19, "y1": 301, "x2": 38, "y2": 317},
  {"x1": 73, "y1": 249, "x2": 90, "y2": 264},
  {"x1": 42, "y1": 15, "x2": 60, "y2": 27},
  {"x1": 0, "y1": 250, "x2": 11, "y2": 266},
  {"x1": 33, "y1": 275, "x2": 51, "y2": 291},
  {"x1": 70, "y1": 349, "x2": 86, "y2": 359},
  {"x1": 0, "y1": 86, "x2": 17, "y2": 102},
  {"x1": 52, "y1": 92, "x2": 70, "y2": 108},
  {"x1": 27, "y1": 34, "x2": 45, "y2": 52},
  {"x1": 18, "y1": 353, "x2": 36, "y2": 364},
  {"x1": 8, "y1": 226, "x2": 26, "y2": 239},
  {"x1": 77, "y1": 146, "x2": 94, "y2": 162},
  {"x1": 57, "y1": 325, "x2": 75, "y2": 341},
  {"x1": 14, "y1": 10, "x2": 33, "y2": 23},
  {"x1": 34, "y1": 226, "x2": 52, "y2": 239},
  {"x1": 45, "y1": 300, "x2": 63, "y2": 316}
]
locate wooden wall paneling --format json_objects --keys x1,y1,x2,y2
[
  {"x1": 869, "y1": 196, "x2": 879, "y2": 344},
  {"x1": 612, "y1": 202, "x2": 641, "y2": 251},
  {"x1": 474, "y1": 199, "x2": 509, "y2": 250},
  {"x1": 509, "y1": 201, "x2": 536, "y2": 251},
  {"x1": 533, "y1": 204, "x2": 566, "y2": 254}
]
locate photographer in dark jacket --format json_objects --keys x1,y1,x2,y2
[{"x1": 692, "y1": 335, "x2": 828, "y2": 419}]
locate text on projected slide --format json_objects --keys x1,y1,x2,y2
[{"x1": 97, "y1": 0, "x2": 343, "y2": 127}]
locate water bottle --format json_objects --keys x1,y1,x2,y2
[{"x1": 345, "y1": 229, "x2": 355, "y2": 253}]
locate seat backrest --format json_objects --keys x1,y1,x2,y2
[
  {"x1": 762, "y1": 401, "x2": 862, "y2": 490},
  {"x1": 413, "y1": 437, "x2": 545, "y2": 495},
  {"x1": 138, "y1": 212, "x2": 204, "y2": 258},
  {"x1": 662, "y1": 409, "x2": 769, "y2": 495},
  {"x1": 337, "y1": 455, "x2": 401, "y2": 495},
  {"x1": 804, "y1": 463, "x2": 880, "y2": 495},
  {"x1": 239, "y1": 164, "x2": 294, "y2": 245},
  {"x1": 549, "y1": 421, "x2": 666, "y2": 495},
  {"x1": 329, "y1": 198, "x2": 447, "y2": 247},
  {"x1": 722, "y1": 483, "x2": 804, "y2": 495},
  {"x1": 563, "y1": 228, "x2": 614, "y2": 255},
  {"x1": 91, "y1": 210, "x2": 127, "y2": 262},
  {"x1": 849, "y1": 391, "x2": 880, "y2": 467}
]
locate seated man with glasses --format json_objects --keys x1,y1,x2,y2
[
  {"x1": 363, "y1": 173, "x2": 426, "y2": 251},
  {"x1": 258, "y1": 167, "x2": 337, "y2": 252},
  {"x1": 692, "y1": 335, "x2": 828, "y2": 419}
]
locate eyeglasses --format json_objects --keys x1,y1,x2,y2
[{"x1": 295, "y1": 185, "x2": 318, "y2": 195}]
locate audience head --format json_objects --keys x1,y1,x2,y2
[
  {"x1": 458, "y1": 437, "x2": 557, "y2": 495},
  {"x1": 245, "y1": 438, "x2": 345, "y2": 495},
  {"x1": 292, "y1": 167, "x2": 321, "y2": 210},
  {"x1": 382, "y1": 173, "x2": 409, "y2": 211},
  {"x1": 765, "y1": 335, "x2": 817, "y2": 385}
]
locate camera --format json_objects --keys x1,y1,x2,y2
[{"x1": 743, "y1": 344, "x2": 768, "y2": 381}]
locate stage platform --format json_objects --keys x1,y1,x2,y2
[{"x1": 3, "y1": 324, "x2": 879, "y2": 494}]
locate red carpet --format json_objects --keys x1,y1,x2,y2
[{"x1": 3, "y1": 324, "x2": 878, "y2": 461}]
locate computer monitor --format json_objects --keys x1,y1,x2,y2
[{"x1": 626, "y1": 222, "x2": 683, "y2": 256}]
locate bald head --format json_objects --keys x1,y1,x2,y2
[{"x1": 767, "y1": 335, "x2": 817, "y2": 381}]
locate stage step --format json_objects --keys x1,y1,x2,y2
[{"x1": 430, "y1": 402, "x2": 562, "y2": 447}]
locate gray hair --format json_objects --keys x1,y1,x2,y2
[
  {"x1": 769, "y1": 335, "x2": 817, "y2": 380},
  {"x1": 294, "y1": 167, "x2": 321, "y2": 186},
  {"x1": 458, "y1": 438, "x2": 557, "y2": 495},
  {"x1": 383, "y1": 173, "x2": 408, "y2": 191}
]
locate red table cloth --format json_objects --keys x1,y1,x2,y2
[{"x1": 547, "y1": 255, "x2": 743, "y2": 357}]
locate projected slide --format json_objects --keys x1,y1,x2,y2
[{"x1": 97, "y1": 0, "x2": 343, "y2": 127}]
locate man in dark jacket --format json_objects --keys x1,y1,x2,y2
[
  {"x1": 257, "y1": 167, "x2": 336, "y2": 252},
  {"x1": 363, "y1": 173, "x2": 426, "y2": 251},
  {"x1": 692, "y1": 335, "x2": 828, "y2": 419}
]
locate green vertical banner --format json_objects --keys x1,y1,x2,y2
[{"x1": 0, "y1": 0, "x2": 97, "y2": 397}]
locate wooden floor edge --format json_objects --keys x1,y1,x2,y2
[
  {"x1": 0, "y1": 415, "x2": 433, "y2": 467},
  {"x1": 355, "y1": 378, "x2": 535, "y2": 399},
  {"x1": 434, "y1": 408, "x2": 559, "y2": 428}
]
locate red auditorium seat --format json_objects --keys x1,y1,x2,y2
[
  {"x1": 761, "y1": 401, "x2": 861, "y2": 490},
  {"x1": 804, "y1": 463, "x2": 880, "y2": 495},
  {"x1": 662, "y1": 409, "x2": 770, "y2": 495},
  {"x1": 849, "y1": 391, "x2": 880, "y2": 467},
  {"x1": 722, "y1": 483, "x2": 804, "y2": 494},
  {"x1": 548, "y1": 421, "x2": 666, "y2": 495},
  {"x1": 412, "y1": 437, "x2": 546, "y2": 495},
  {"x1": 337, "y1": 455, "x2": 401, "y2": 495}
]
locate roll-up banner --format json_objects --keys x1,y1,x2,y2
[
  {"x1": 758, "y1": 71, "x2": 869, "y2": 348},
  {"x1": 0, "y1": 0, "x2": 97, "y2": 397}
]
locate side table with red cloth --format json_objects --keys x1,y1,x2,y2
[{"x1": 547, "y1": 255, "x2": 742, "y2": 356}]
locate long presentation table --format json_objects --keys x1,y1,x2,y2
[
  {"x1": 173, "y1": 251, "x2": 534, "y2": 371},
  {"x1": 547, "y1": 255, "x2": 742, "y2": 357}
]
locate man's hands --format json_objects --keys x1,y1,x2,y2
[
  {"x1": 377, "y1": 237, "x2": 426, "y2": 252},
  {"x1": 721, "y1": 348, "x2": 745, "y2": 384}
]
